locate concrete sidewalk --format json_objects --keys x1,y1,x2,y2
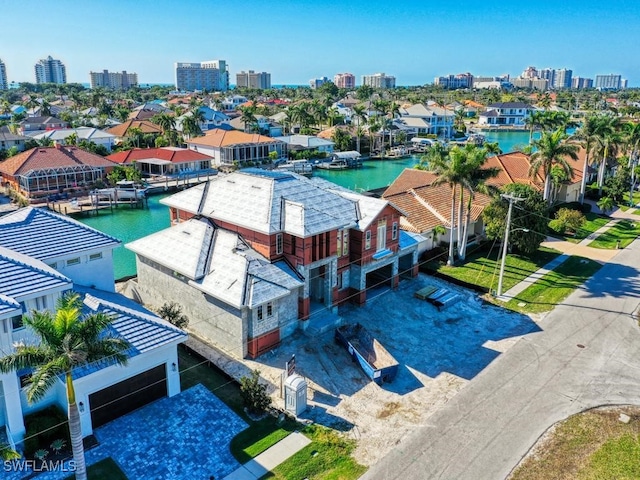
[
  {"x1": 497, "y1": 218, "x2": 622, "y2": 301},
  {"x1": 223, "y1": 431, "x2": 311, "y2": 480}
]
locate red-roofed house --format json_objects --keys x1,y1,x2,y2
[
  {"x1": 0, "y1": 145, "x2": 116, "y2": 201},
  {"x1": 107, "y1": 147, "x2": 215, "y2": 177}
]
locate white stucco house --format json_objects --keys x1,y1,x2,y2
[
  {"x1": 0, "y1": 246, "x2": 187, "y2": 447},
  {"x1": 31, "y1": 127, "x2": 118, "y2": 152},
  {"x1": 0, "y1": 207, "x2": 121, "y2": 291},
  {"x1": 478, "y1": 102, "x2": 534, "y2": 127},
  {"x1": 277, "y1": 135, "x2": 335, "y2": 154},
  {"x1": 396, "y1": 104, "x2": 454, "y2": 138}
]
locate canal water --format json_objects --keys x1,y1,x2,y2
[{"x1": 76, "y1": 132, "x2": 532, "y2": 279}]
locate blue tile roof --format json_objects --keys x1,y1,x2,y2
[
  {"x1": 0, "y1": 207, "x2": 120, "y2": 260},
  {"x1": 399, "y1": 230, "x2": 420, "y2": 249},
  {"x1": 0, "y1": 293, "x2": 20, "y2": 317},
  {"x1": 0, "y1": 246, "x2": 72, "y2": 302},
  {"x1": 71, "y1": 289, "x2": 188, "y2": 380}
]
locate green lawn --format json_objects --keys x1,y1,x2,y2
[
  {"x1": 65, "y1": 458, "x2": 127, "y2": 480},
  {"x1": 562, "y1": 212, "x2": 609, "y2": 243},
  {"x1": 504, "y1": 256, "x2": 602, "y2": 314},
  {"x1": 230, "y1": 416, "x2": 299, "y2": 464},
  {"x1": 622, "y1": 190, "x2": 640, "y2": 207},
  {"x1": 267, "y1": 424, "x2": 367, "y2": 480},
  {"x1": 589, "y1": 219, "x2": 640, "y2": 249},
  {"x1": 510, "y1": 408, "x2": 640, "y2": 480},
  {"x1": 426, "y1": 246, "x2": 561, "y2": 294}
]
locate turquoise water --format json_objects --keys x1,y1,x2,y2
[
  {"x1": 77, "y1": 132, "x2": 536, "y2": 279},
  {"x1": 78, "y1": 194, "x2": 171, "y2": 280},
  {"x1": 315, "y1": 157, "x2": 420, "y2": 191}
]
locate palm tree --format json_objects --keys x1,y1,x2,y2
[
  {"x1": 574, "y1": 115, "x2": 603, "y2": 204},
  {"x1": 239, "y1": 105, "x2": 257, "y2": 133},
  {"x1": 530, "y1": 129, "x2": 579, "y2": 204},
  {"x1": 423, "y1": 144, "x2": 464, "y2": 266},
  {"x1": 0, "y1": 293, "x2": 130, "y2": 480},
  {"x1": 352, "y1": 105, "x2": 367, "y2": 153},
  {"x1": 151, "y1": 113, "x2": 176, "y2": 133},
  {"x1": 181, "y1": 115, "x2": 202, "y2": 140},
  {"x1": 458, "y1": 146, "x2": 499, "y2": 259},
  {"x1": 624, "y1": 121, "x2": 640, "y2": 205},
  {"x1": 592, "y1": 116, "x2": 622, "y2": 195},
  {"x1": 524, "y1": 110, "x2": 545, "y2": 144},
  {"x1": 127, "y1": 126, "x2": 144, "y2": 148}
]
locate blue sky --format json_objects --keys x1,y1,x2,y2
[{"x1": 1, "y1": 0, "x2": 639, "y2": 86}]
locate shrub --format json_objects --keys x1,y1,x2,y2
[
  {"x1": 157, "y1": 302, "x2": 189, "y2": 329},
  {"x1": 23, "y1": 406, "x2": 70, "y2": 457},
  {"x1": 549, "y1": 208, "x2": 585, "y2": 235},
  {"x1": 239, "y1": 369, "x2": 272, "y2": 415}
]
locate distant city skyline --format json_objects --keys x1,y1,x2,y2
[{"x1": 0, "y1": 0, "x2": 638, "y2": 87}]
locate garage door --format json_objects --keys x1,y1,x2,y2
[{"x1": 89, "y1": 364, "x2": 167, "y2": 428}]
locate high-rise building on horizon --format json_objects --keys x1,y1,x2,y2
[
  {"x1": 236, "y1": 70, "x2": 271, "y2": 89},
  {"x1": 521, "y1": 66, "x2": 538, "y2": 78},
  {"x1": 595, "y1": 74, "x2": 623, "y2": 90},
  {"x1": 34, "y1": 56, "x2": 66, "y2": 84},
  {"x1": 0, "y1": 59, "x2": 7, "y2": 90},
  {"x1": 175, "y1": 60, "x2": 229, "y2": 92},
  {"x1": 362, "y1": 72, "x2": 396, "y2": 89},
  {"x1": 552, "y1": 68, "x2": 572, "y2": 89},
  {"x1": 89, "y1": 69, "x2": 138, "y2": 90},
  {"x1": 572, "y1": 77, "x2": 593, "y2": 89},
  {"x1": 309, "y1": 76, "x2": 329, "y2": 89},
  {"x1": 434, "y1": 73, "x2": 473, "y2": 89},
  {"x1": 333, "y1": 73, "x2": 355, "y2": 89}
]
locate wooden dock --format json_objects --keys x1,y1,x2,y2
[{"x1": 47, "y1": 195, "x2": 147, "y2": 216}]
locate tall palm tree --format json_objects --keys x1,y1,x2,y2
[
  {"x1": 624, "y1": 121, "x2": 640, "y2": 205},
  {"x1": 151, "y1": 112, "x2": 176, "y2": 133},
  {"x1": 181, "y1": 115, "x2": 202, "y2": 140},
  {"x1": 423, "y1": 144, "x2": 464, "y2": 266},
  {"x1": 352, "y1": 105, "x2": 367, "y2": 153},
  {"x1": 574, "y1": 115, "x2": 603, "y2": 203},
  {"x1": 524, "y1": 110, "x2": 545, "y2": 144},
  {"x1": 239, "y1": 105, "x2": 257, "y2": 133},
  {"x1": 0, "y1": 293, "x2": 130, "y2": 480},
  {"x1": 530, "y1": 129, "x2": 579, "y2": 204},
  {"x1": 592, "y1": 116, "x2": 622, "y2": 195}
]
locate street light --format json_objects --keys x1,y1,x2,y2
[{"x1": 496, "y1": 194, "x2": 525, "y2": 298}]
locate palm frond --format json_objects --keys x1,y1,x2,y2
[
  {"x1": 26, "y1": 357, "x2": 67, "y2": 404},
  {"x1": 0, "y1": 344, "x2": 52, "y2": 374}
]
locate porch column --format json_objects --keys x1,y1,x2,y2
[
  {"x1": 165, "y1": 348, "x2": 181, "y2": 398},
  {"x1": 2, "y1": 372, "x2": 26, "y2": 446},
  {"x1": 391, "y1": 259, "x2": 399, "y2": 289},
  {"x1": 411, "y1": 250, "x2": 419, "y2": 277}
]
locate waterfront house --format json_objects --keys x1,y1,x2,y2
[
  {"x1": 228, "y1": 114, "x2": 282, "y2": 136},
  {"x1": 107, "y1": 147, "x2": 215, "y2": 178},
  {"x1": 396, "y1": 104, "x2": 455, "y2": 138},
  {"x1": 18, "y1": 116, "x2": 68, "y2": 136},
  {"x1": 383, "y1": 169, "x2": 492, "y2": 251},
  {"x1": 128, "y1": 102, "x2": 172, "y2": 121},
  {"x1": 186, "y1": 129, "x2": 287, "y2": 167},
  {"x1": 105, "y1": 119, "x2": 164, "y2": 143},
  {"x1": 478, "y1": 102, "x2": 533, "y2": 127},
  {"x1": 126, "y1": 169, "x2": 418, "y2": 358},
  {"x1": 0, "y1": 206, "x2": 120, "y2": 291},
  {"x1": 176, "y1": 106, "x2": 230, "y2": 133},
  {"x1": 221, "y1": 95, "x2": 249, "y2": 111},
  {"x1": 0, "y1": 246, "x2": 186, "y2": 446},
  {"x1": 0, "y1": 145, "x2": 117, "y2": 202},
  {"x1": 0, "y1": 126, "x2": 29, "y2": 153},
  {"x1": 31, "y1": 127, "x2": 118, "y2": 152},
  {"x1": 278, "y1": 134, "x2": 335, "y2": 156}
]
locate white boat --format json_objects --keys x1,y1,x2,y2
[
  {"x1": 276, "y1": 159, "x2": 313, "y2": 175},
  {"x1": 316, "y1": 159, "x2": 349, "y2": 170},
  {"x1": 92, "y1": 181, "x2": 148, "y2": 201}
]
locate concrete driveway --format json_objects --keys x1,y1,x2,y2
[{"x1": 363, "y1": 238, "x2": 640, "y2": 479}]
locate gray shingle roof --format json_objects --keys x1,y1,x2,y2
[
  {"x1": 0, "y1": 207, "x2": 120, "y2": 260},
  {"x1": 0, "y1": 293, "x2": 21, "y2": 317}
]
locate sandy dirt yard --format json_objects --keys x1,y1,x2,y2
[{"x1": 187, "y1": 274, "x2": 542, "y2": 466}]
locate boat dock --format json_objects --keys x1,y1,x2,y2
[{"x1": 47, "y1": 195, "x2": 147, "y2": 216}]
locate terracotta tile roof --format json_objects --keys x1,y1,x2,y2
[
  {"x1": 105, "y1": 120, "x2": 163, "y2": 137},
  {"x1": 463, "y1": 100, "x2": 485, "y2": 109},
  {"x1": 382, "y1": 168, "x2": 438, "y2": 197},
  {"x1": 0, "y1": 146, "x2": 116, "y2": 176},
  {"x1": 186, "y1": 129, "x2": 279, "y2": 148},
  {"x1": 107, "y1": 147, "x2": 213, "y2": 164}
]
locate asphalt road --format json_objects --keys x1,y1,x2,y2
[{"x1": 363, "y1": 239, "x2": 640, "y2": 480}]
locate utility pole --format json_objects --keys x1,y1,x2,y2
[{"x1": 496, "y1": 194, "x2": 524, "y2": 297}]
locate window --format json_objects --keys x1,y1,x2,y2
[
  {"x1": 11, "y1": 315, "x2": 24, "y2": 330},
  {"x1": 19, "y1": 374, "x2": 32, "y2": 388},
  {"x1": 291, "y1": 235, "x2": 297, "y2": 255},
  {"x1": 89, "y1": 252, "x2": 103, "y2": 261},
  {"x1": 66, "y1": 257, "x2": 80, "y2": 266},
  {"x1": 392, "y1": 222, "x2": 398, "y2": 240},
  {"x1": 337, "y1": 231, "x2": 342, "y2": 257},
  {"x1": 342, "y1": 230, "x2": 349, "y2": 256},
  {"x1": 377, "y1": 219, "x2": 387, "y2": 251},
  {"x1": 365, "y1": 230, "x2": 371, "y2": 250},
  {"x1": 267, "y1": 302, "x2": 273, "y2": 317},
  {"x1": 35, "y1": 296, "x2": 48, "y2": 311},
  {"x1": 276, "y1": 234, "x2": 283, "y2": 255},
  {"x1": 257, "y1": 302, "x2": 274, "y2": 322}
]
